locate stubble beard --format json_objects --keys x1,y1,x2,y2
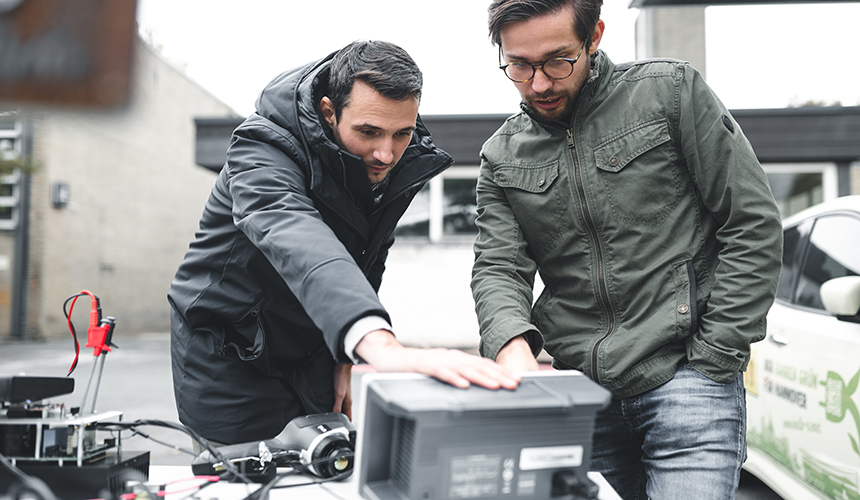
[
  {"x1": 523, "y1": 66, "x2": 590, "y2": 123},
  {"x1": 367, "y1": 161, "x2": 391, "y2": 185},
  {"x1": 329, "y1": 124, "x2": 389, "y2": 185}
]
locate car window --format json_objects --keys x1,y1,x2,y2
[
  {"x1": 794, "y1": 214, "x2": 860, "y2": 310},
  {"x1": 776, "y1": 223, "x2": 805, "y2": 301}
]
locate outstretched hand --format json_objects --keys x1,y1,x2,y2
[{"x1": 354, "y1": 330, "x2": 520, "y2": 390}]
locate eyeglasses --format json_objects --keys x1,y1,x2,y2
[{"x1": 498, "y1": 40, "x2": 588, "y2": 83}]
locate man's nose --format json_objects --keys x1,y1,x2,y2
[
  {"x1": 374, "y1": 140, "x2": 394, "y2": 165},
  {"x1": 531, "y1": 68, "x2": 553, "y2": 93}
]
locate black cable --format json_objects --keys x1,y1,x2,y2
[
  {"x1": 126, "y1": 428, "x2": 196, "y2": 457},
  {"x1": 62, "y1": 292, "x2": 89, "y2": 375},
  {"x1": 95, "y1": 419, "x2": 254, "y2": 485},
  {"x1": 97, "y1": 418, "x2": 355, "y2": 500},
  {"x1": 171, "y1": 476, "x2": 220, "y2": 500},
  {"x1": 318, "y1": 483, "x2": 349, "y2": 500},
  {"x1": 242, "y1": 453, "x2": 355, "y2": 500},
  {"x1": 2, "y1": 417, "x2": 246, "y2": 500}
]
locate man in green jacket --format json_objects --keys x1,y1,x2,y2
[{"x1": 471, "y1": 1, "x2": 783, "y2": 498}]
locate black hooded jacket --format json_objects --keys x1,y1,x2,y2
[{"x1": 167, "y1": 52, "x2": 452, "y2": 443}]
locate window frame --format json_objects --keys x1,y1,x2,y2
[
  {"x1": 762, "y1": 162, "x2": 838, "y2": 218},
  {"x1": 397, "y1": 165, "x2": 480, "y2": 243}
]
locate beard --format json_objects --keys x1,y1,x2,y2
[
  {"x1": 523, "y1": 93, "x2": 575, "y2": 123},
  {"x1": 366, "y1": 160, "x2": 391, "y2": 185},
  {"x1": 522, "y1": 66, "x2": 590, "y2": 123}
]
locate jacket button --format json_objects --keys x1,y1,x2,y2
[
  {"x1": 538, "y1": 178, "x2": 545, "y2": 186},
  {"x1": 608, "y1": 156, "x2": 620, "y2": 167},
  {"x1": 677, "y1": 304, "x2": 689, "y2": 314}
]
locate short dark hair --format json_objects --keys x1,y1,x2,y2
[
  {"x1": 327, "y1": 40, "x2": 423, "y2": 120},
  {"x1": 488, "y1": 0, "x2": 602, "y2": 50}
]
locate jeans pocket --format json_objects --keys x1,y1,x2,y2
[{"x1": 680, "y1": 363, "x2": 739, "y2": 388}]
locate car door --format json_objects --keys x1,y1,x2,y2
[{"x1": 746, "y1": 211, "x2": 860, "y2": 500}]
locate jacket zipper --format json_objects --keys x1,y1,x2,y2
[
  {"x1": 567, "y1": 128, "x2": 614, "y2": 384},
  {"x1": 361, "y1": 159, "x2": 450, "y2": 270},
  {"x1": 373, "y1": 156, "x2": 452, "y2": 215},
  {"x1": 313, "y1": 152, "x2": 367, "y2": 241}
]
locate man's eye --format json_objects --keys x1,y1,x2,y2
[{"x1": 360, "y1": 130, "x2": 377, "y2": 137}]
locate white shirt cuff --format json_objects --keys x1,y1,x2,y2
[{"x1": 343, "y1": 315, "x2": 392, "y2": 364}]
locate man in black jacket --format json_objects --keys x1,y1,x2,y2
[{"x1": 168, "y1": 40, "x2": 519, "y2": 445}]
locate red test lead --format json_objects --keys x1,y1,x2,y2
[{"x1": 62, "y1": 290, "x2": 118, "y2": 414}]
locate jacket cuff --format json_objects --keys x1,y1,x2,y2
[
  {"x1": 686, "y1": 336, "x2": 746, "y2": 384},
  {"x1": 343, "y1": 315, "x2": 393, "y2": 364},
  {"x1": 479, "y1": 319, "x2": 544, "y2": 361}
]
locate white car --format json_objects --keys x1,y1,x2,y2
[{"x1": 744, "y1": 195, "x2": 860, "y2": 500}]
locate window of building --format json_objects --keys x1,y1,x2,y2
[
  {"x1": 0, "y1": 171, "x2": 20, "y2": 230},
  {"x1": 396, "y1": 166, "x2": 480, "y2": 242},
  {"x1": 763, "y1": 163, "x2": 838, "y2": 219},
  {"x1": 0, "y1": 117, "x2": 22, "y2": 231}
]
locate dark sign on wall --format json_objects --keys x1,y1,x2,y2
[{"x1": 0, "y1": 0, "x2": 138, "y2": 107}]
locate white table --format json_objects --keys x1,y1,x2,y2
[{"x1": 148, "y1": 466, "x2": 621, "y2": 500}]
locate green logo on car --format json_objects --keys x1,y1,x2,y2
[{"x1": 820, "y1": 367, "x2": 860, "y2": 457}]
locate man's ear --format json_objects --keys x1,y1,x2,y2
[
  {"x1": 320, "y1": 96, "x2": 337, "y2": 128},
  {"x1": 588, "y1": 19, "x2": 605, "y2": 55}
]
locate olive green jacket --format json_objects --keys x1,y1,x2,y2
[{"x1": 471, "y1": 50, "x2": 783, "y2": 398}]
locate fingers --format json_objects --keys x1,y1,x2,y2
[
  {"x1": 332, "y1": 392, "x2": 353, "y2": 419},
  {"x1": 412, "y1": 348, "x2": 521, "y2": 391},
  {"x1": 362, "y1": 338, "x2": 521, "y2": 391},
  {"x1": 343, "y1": 395, "x2": 353, "y2": 420}
]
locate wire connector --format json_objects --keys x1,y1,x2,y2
[{"x1": 86, "y1": 317, "x2": 115, "y2": 356}]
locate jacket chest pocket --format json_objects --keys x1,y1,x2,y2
[
  {"x1": 593, "y1": 118, "x2": 680, "y2": 225},
  {"x1": 493, "y1": 160, "x2": 570, "y2": 254}
]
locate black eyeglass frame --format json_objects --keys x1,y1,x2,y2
[{"x1": 498, "y1": 39, "x2": 589, "y2": 83}]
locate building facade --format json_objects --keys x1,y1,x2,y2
[{"x1": 0, "y1": 39, "x2": 238, "y2": 340}]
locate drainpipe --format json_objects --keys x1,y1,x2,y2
[{"x1": 10, "y1": 117, "x2": 32, "y2": 339}]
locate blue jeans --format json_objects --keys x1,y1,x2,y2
[{"x1": 590, "y1": 365, "x2": 746, "y2": 500}]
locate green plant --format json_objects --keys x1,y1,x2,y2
[{"x1": 0, "y1": 155, "x2": 37, "y2": 176}]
